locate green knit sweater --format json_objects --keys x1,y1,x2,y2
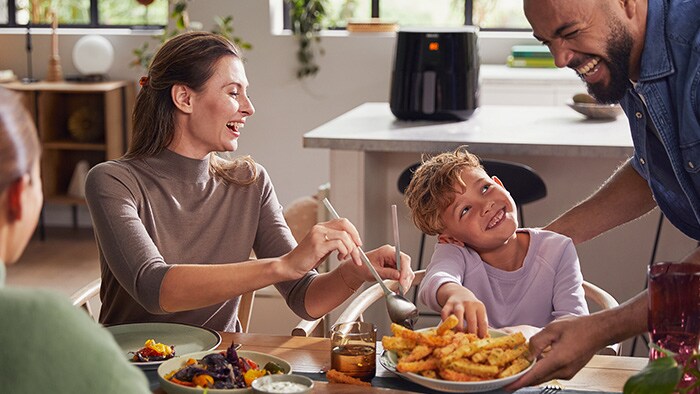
[{"x1": 0, "y1": 263, "x2": 151, "y2": 393}]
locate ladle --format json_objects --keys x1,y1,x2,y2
[{"x1": 322, "y1": 198, "x2": 419, "y2": 329}]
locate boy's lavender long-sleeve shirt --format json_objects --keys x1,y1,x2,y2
[{"x1": 418, "y1": 228, "x2": 588, "y2": 328}]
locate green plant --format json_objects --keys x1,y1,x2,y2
[
  {"x1": 624, "y1": 346, "x2": 700, "y2": 394},
  {"x1": 131, "y1": 0, "x2": 252, "y2": 71},
  {"x1": 287, "y1": 0, "x2": 327, "y2": 79}
]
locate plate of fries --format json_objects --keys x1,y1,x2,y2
[{"x1": 379, "y1": 315, "x2": 534, "y2": 393}]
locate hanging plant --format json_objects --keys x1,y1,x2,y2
[
  {"x1": 131, "y1": 0, "x2": 252, "y2": 71},
  {"x1": 287, "y1": 0, "x2": 327, "y2": 79}
]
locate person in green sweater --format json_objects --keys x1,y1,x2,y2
[{"x1": 0, "y1": 87, "x2": 151, "y2": 393}]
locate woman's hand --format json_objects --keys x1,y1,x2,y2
[
  {"x1": 342, "y1": 244, "x2": 414, "y2": 293},
  {"x1": 438, "y1": 283, "x2": 489, "y2": 337},
  {"x1": 279, "y1": 218, "x2": 365, "y2": 279}
]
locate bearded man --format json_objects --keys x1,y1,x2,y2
[{"x1": 508, "y1": 0, "x2": 700, "y2": 389}]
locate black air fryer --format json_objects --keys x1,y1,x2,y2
[{"x1": 390, "y1": 27, "x2": 480, "y2": 121}]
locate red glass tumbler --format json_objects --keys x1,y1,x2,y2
[{"x1": 648, "y1": 262, "x2": 700, "y2": 389}]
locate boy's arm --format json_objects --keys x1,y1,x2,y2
[
  {"x1": 419, "y1": 244, "x2": 488, "y2": 336},
  {"x1": 551, "y1": 240, "x2": 589, "y2": 319},
  {"x1": 436, "y1": 283, "x2": 489, "y2": 338}
]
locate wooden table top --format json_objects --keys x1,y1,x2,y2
[{"x1": 153, "y1": 332, "x2": 648, "y2": 393}]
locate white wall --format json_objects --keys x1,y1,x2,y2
[{"x1": 0, "y1": 0, "x2": 538, "y2": 212}]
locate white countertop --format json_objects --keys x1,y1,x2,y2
[
  {"x1": 480, "y1": 64, "x2": 583, "y2": 85},
  {"x1": 303, "y1": 102, "x2": 633, "y2": 158}
]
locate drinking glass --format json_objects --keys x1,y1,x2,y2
[
  {"x1": 647, "y1": 261, "x2": 700, "y2": 388},
  {"x1": 330, "y1": 321, "x2": 376, "y2": 381}
]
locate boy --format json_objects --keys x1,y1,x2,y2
[{"x1": 404, "y1": 146, "x2": 588, "y2": 337}]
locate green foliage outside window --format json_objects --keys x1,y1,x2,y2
[
  {"x1": 12, "y1": 0, "x2": 168, "y2": 26},
  {"x1": 131, "y1": 1, "x2": 252, "y2": 72},
  {"x1": 100, "y1": 0, "x2": 168, "y2": 26},
  {"x1": 287, "y1": 0, "x2": 327, "y2": 79},
  {"x1": 15, "y1": 0, "x2": 89, "y2": 25}
]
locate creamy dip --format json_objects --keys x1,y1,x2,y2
[{"x1": 256, "y1": 380, "x2": 308, "y2": 393}]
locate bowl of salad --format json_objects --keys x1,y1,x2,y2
[{"x1": 158, "y1": 343, "x2": 291, "y2": 394}]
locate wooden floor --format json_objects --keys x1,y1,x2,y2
[{"x1": 6, "y1": 227, "x2": 100, "y2": 296}]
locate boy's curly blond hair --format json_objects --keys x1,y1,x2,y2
[{"x1": 404, "y1": 146, "x2": 483, "y2": 235}]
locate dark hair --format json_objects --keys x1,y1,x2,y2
[
  {"x1": 126, "y1": 31, "x2": 257, "y2": 185},
  {"x1": 404, "y1": 146, "x2": 483, "y2": 235},
  {"x1": 0, "y1": 87, "x2": 40, "y2": 193}
]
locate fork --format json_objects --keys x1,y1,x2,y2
[
  {"x1": 539, "y1": 386, "x2": 562, "y2": 394},
  {"x1": 539, "y1": 383, "x2": 562, "y2": 394}
]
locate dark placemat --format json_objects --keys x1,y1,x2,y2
[{"x1": 296, "y1": 372, "x2": 620, "y2": 394}]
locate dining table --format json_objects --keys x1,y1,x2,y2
[{"x1": 152, "y1": 332, "x2": 648, "y2": 394}]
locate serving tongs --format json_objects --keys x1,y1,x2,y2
[{"x1": 323, "y1": 198, "x2": 419, "y2": 329}]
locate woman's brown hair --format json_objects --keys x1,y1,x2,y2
[
  {"x1": 0, "y1": 88, "x2": 40, "y2": 193},
  {"x1": 404, "y1": 146, "x2": 483, "y2": 235},
  {"x1": 126, "y1": 31, "x2": 257, "y2": 185}
]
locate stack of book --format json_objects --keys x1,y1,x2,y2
[{"x1": 506, "y1": 45, "x2": 556, "y2": 68}]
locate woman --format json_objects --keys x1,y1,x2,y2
[
  {"x1": 0, "y1": 87, "x2": 150, "y2": 392},
  {"x1": 85, "y1": 31, "x2": 413, "y2": 332}
]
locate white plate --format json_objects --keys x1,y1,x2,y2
[
  {"x1": 379, "y1": 329, "x2": 534, "y2": 393},
  {"x1": 106, "y1": 322, "x2": 223, "y2": 370},
  {"x1": 158, "y1": 350, "x2": 292, "y2": 394}
]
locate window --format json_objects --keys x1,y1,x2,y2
[
  {"x1": 0, "y1": 2, "x2": 8, "y2": 23},
  {"x1": 299, "y1": 0, "x2": 530, "y2": 31},
  {"x1": 2, "y1": 0, "x2": 168, "y2": 28}
]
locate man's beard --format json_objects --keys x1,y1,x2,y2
[{"x1": 584, "y1": 23, "x2": 634, "y2": 104}]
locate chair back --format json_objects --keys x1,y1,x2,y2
[
  {"x1": 69, "y1": 278, "x2": 102, "y2": 321},
  {"x1": 69, "y1": 278, "x2": 256, "y2": 332},
  {"x1": 327, "y1": 273, "x2": 621, "y2": 355},
  {"x1": 332, "y1": 270, "x2": 426, "y2": 326},
  {"x1": 238, "y1": 291, "x2": 255, "y2": 333},
  {"x1": 481, "y1": 159, "x2": 547, "y2": 207},
  {"x1": 398, "y1": 159, "x2": 547, "y2": 227},
  {"x1": 583, "y1": 280, "x2": 621, "y2": 355}
]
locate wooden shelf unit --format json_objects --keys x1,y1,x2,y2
[{"x1": 4, "y1": 80, "x2": 134, "y2": 206}]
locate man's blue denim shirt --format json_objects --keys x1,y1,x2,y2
[{"x1": 619, "y1": 0, "x2": 700, "y2": 240}]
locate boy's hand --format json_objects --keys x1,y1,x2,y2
[{"x1": 438, "y1": 283, "x2": 489, "y2": 338}]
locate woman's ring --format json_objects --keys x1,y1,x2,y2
[{"x1": 324, "y1": 234, "x2": 330, "y2": 241}]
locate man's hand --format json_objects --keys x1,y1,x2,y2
[
  {"x1": 507, "y1": 294, "x2": 648, "y2": 390},
  {"x1": 505, "y1": 315, "x2": 603, "y2": 390}
]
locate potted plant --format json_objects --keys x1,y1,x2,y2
[
  {"x1": 624, "y1": 347, "x2": 700, "y2": 394},
  {"x1": 286, "y1": 0, "x2": 327, "y2": 79}
]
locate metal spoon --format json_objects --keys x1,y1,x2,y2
[{"x1": 322, "y1": 198, "x2": 419, "y2": 329}]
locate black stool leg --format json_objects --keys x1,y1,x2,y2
[
  {"x1": 38, "y1": 205, "x2": 46, "y2": 241},
  {"x1": 630, "y1": 212, "x2": 664, "y2": 356}
]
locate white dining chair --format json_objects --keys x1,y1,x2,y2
[
  {"x1": 70, "y1": 277, "x2": 102, "y2": 321},
  {"x1": 313, "y1": 270, "x2": 621, "y2": 355},
  {"x1": 582, "y1": 280, "x2": 621, "y2": 355},
  {"x1": 69, "y1": 278, "x2": 257, "y2": 332}
]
